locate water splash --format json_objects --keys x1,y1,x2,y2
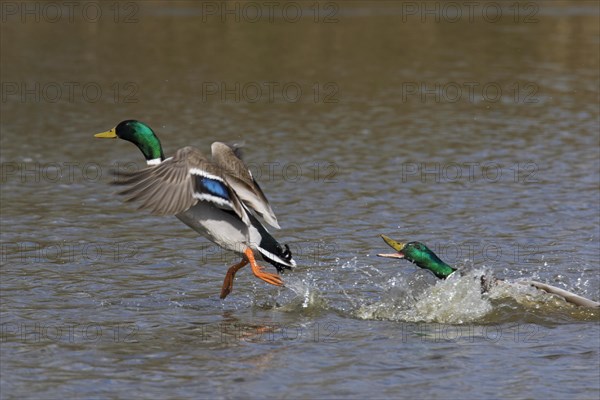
[
  {"x1": 276, "y1": 276, "x2": 330, "y2": 314},
  {"x1": 355, "y1": 269, "x2": 494, "y2": 324},
  {"x1": 273, "y1": 258, "x2": 599, "y2": 324}
]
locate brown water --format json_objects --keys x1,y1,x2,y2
[{"x1": 1, "y1": 1, "x2": 599, "y2": 399}]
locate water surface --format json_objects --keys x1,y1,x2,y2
[{"x1": 1, "y1": 1, "x2": 599, "y2": 399}]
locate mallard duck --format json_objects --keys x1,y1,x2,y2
[
  {"x1": 95, "y1": 120, "x2": 295, "y2": 298},
  {"x1": 378, "y1": 234, "x2": 600, "y2": 308},
  {"x1": 377, "y1": 235, "x2": 457, "y2": 279}
]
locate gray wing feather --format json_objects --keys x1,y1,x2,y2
[
  {"x1": 113, "y1": 146, "x2": 250, "y2": 225},
  {"x1": 211, "y1": 142, "x2": 280, "y2": 229},
  {"x1": 520, "y1": 280, "x2": 600, "y2": 308}
]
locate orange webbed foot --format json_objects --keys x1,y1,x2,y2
[
  {"x1": 244, "y1": 248, "x2": 284, "y2": 287},
  {"x1": 220, "y1": 259, "x2": 248, "y2": 299}
]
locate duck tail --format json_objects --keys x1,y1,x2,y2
[
  {"x1": 248, "y1": 215, "x2": 295, "y2": 272},
  {"x1": 257, "y1": 241, "x2": 296, "y2": 273}
]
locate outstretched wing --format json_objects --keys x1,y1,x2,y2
[
  {"x1": 211, "y1": 142, "x2": 280, "y2": 229},
  {"x1": 113, "y1": 146, "x2": 250, "y2": 225}
]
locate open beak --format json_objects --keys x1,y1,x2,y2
[
  {"x1": 377, "y1": 234, "x2": 406, "y2": 259},
  {"x1": 94, "y1": 128, "x2": 117, "y2": 138}
]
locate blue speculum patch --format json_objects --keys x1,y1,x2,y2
[{"x1": 200, "y1": 177, "x2": 229, "y2": 199}]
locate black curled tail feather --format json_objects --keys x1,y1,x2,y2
[
  {"x1": 247, "y1": 213, "x2": 295, "y2": 272},
  {"x1": 281, "y1": 244, "x2": 292, "y2": 263},
  {"x1": 257, "y1": 241, "x2": 295, "y2": 273}
]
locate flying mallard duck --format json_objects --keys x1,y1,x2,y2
[
  {"x1": 95, "y1": 120, "x2": 295, "y2": 299},
  {"x1": 378, "y1": 235, "x2": 600, "y2": 308}
]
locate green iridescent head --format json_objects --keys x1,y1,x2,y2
[
  {"x1": 378, "y1": 234, "x2": 457, "y2": 279},
  {"x1": 94, "y1": 120, "x2": 165, "y2": 163}
]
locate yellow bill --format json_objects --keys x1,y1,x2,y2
[
  {"x1": 94, "y1": 128, "x2": 117, "y2": 138},
  {"x1": 378, "y1": 234, "x2": 406, "y2": 259}
]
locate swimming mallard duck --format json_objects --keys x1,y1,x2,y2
[
  {"x1": 378, "y1": 234, "x2": 600, "y2": 308},
  {"x1": 378, "y1": 235, "x2": 457, "y2": 279},
  {"x1": 95, "y1": 120, "x2": 295, "y2": 298}
]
